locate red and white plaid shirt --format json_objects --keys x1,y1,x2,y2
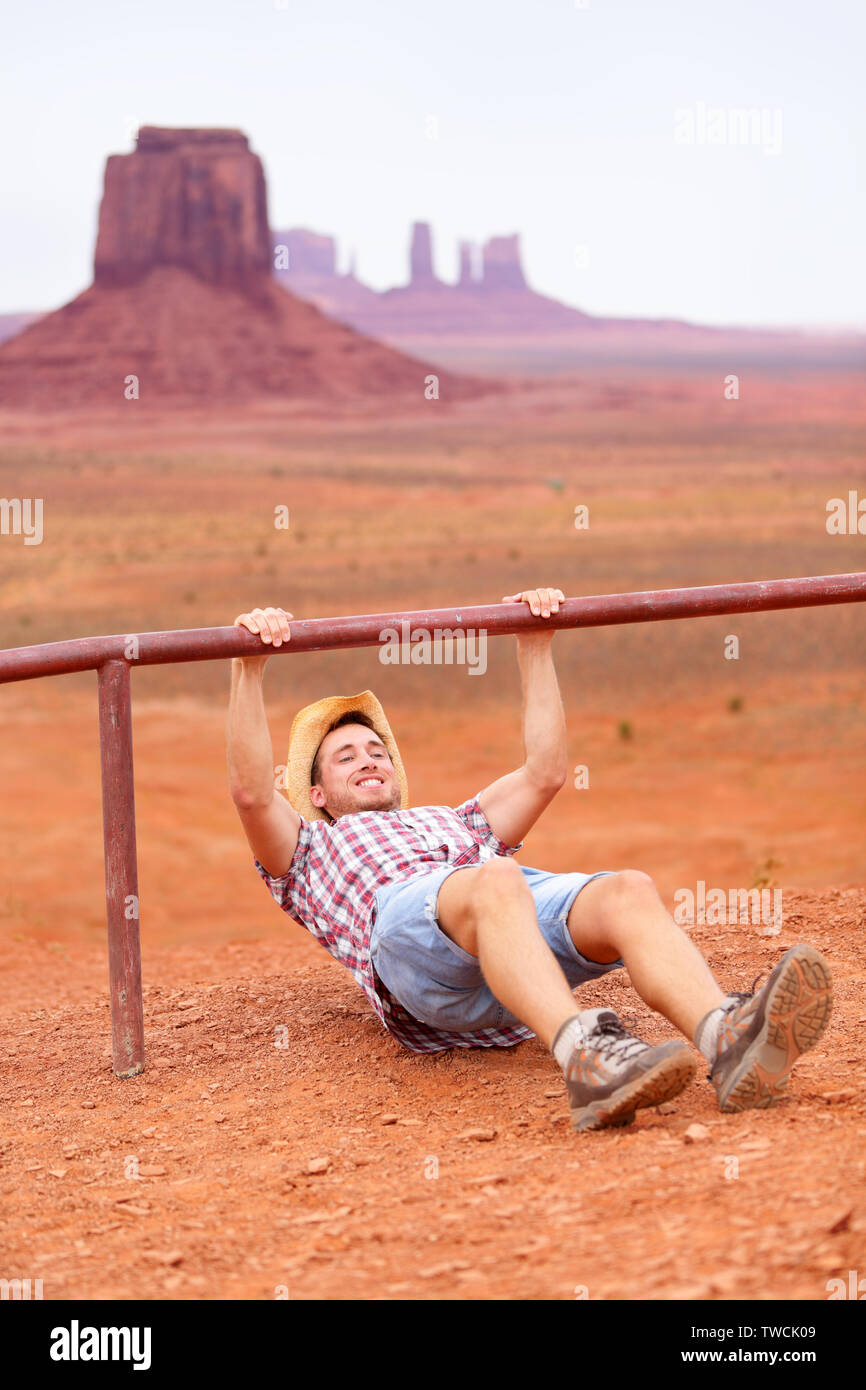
[{"x1": 253, "y1": 795, "x2": 535, "y2": 1053}]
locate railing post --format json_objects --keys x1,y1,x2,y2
[{"x1": 97, "y1": 659, "x2": 144, "y2": 1077}]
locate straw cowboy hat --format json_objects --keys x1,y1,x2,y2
[{"x1": 285, "y1": 689, "x2": 409, "y2": 822}]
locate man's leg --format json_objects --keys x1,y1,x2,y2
[
  {"x1": 436, "y1": 860, "x2": 725, "y2": 1045},
  {"x1": 565, "y1": 869, "x2": 725, "y2": 1042},
  {"x1": 435, "y1": 858, "x2": 697, "y2": 1130},
  {"x1": 565, "y1": 868, "x2": 834, "y2": 1112}
]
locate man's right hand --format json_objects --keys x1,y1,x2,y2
[{"x1": 233, "y1": 606, "x2": 293, "y2": 669}]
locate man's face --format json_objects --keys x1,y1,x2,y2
[{"x1": 310, "y1": 723, "x2": 401, "y2": 820}]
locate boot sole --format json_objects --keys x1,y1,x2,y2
[
  {"x1": 715, "y1": 944, "x2": 833, "y2": 1112},
  {"x1": 570, "y1": 1044, "x2": 698, "y2": 1133}
]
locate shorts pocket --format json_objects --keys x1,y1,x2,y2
[{"x1": 421, "y1": 874, "x2": 481, "y2": 968}]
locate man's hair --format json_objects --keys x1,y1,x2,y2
[{"x1": 310, "y1": 710, "x2": 381, "y2": 787}]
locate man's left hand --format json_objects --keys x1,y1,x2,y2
[
  {"x1": 501, "y1": 587, "x2": 565, "y2": 618},
  {"x1": 501, "y1": 587, "x2": 565, "y2": 641}
]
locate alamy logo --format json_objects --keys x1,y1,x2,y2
[
  {"x1": 378, "y1": 622, "x2": 487, "y2": 675},
  {"x1": 50, "y1": 1320, "x2": 151, "y2": 1370},
  {"x1": 826, "y1": 491, "x2": 866, "y2": 535},
  {"x1": 0, "y1": 497, "x2": 43, "y2": 545},
  {"x1": 674, "y1": 102, "x2": 783, "y2": 156},
  {"x1": 674, "y1": 880, "x2": 782, "y2": 933},
  {"x1": 826, "y1": 1270, "x2": 865, "y2": 1300},
  {"x1": 0, "y1": 1277, "x2": 43, "y2": 1299}
]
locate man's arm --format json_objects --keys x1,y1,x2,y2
[
  {"x1": 476, "y1": 588, "x2": 569, "y2": 848},
  {"x1": 227, "y1": 606, "x2": 301, "y2": 879}
]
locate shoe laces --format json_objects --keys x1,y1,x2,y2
[
  {"x1": 705, "y1": 974, "x2": 766, "y2": 1081},
  {"x1": 724, "y1": 969, "x2": 766, "y2": 1013},
  {"x1": 725, "y1": 990, "x2": 752, "y2": 1011},
  {"x1": 587, "y1": 1013, "x2": 648, "y2": 1065}
]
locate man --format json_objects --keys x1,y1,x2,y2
[{"x1": 226, "y1": 588, "x2": 833, "y2": 1132}]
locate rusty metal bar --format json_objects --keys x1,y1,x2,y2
[
  {"x1": 1, "y1": 572, "x2": 865, "y2": 683},
  {"x1": 97, "y1": 660, "x2": 144, "y2": 1077}
]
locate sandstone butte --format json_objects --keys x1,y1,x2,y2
[
  {"x1": 271, "y1": 221, "x2": 866, "y2": 373},
  {"x1": 0, "y1": 127, "x2": 488, "y2": 408}
]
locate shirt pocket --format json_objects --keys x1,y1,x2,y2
[{"x1": 392, "y1": 815, "x2": 448, "y2": 858}]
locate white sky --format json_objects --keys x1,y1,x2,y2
[{"x1": 2, "y1": 0, "x2": 864, "y2": 327}]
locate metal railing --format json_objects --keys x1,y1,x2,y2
[{"x1": 2, "y1": 570, "x2": 865, "y2": 1077}]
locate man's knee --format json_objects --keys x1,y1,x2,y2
[
  {"x1": 611, "y1": 868, "x2": 657, "y2": 896},
  {"x1": 465, "y1": 856, "x2": 529, "y2": 914},
  {"x1": 577, "y1": 868, "x2": 660, "y2": 926},
  {"x1": 474, "y1": 855, "x2": 525, "y2": 887},
  {"x1": 436, "y1": 858, "x2": 528, "y2": 955}
]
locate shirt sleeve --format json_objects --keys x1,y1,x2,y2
[
  {"x1": 253, "y1": 814, "x2": 313, "y2": 910},
  {"x1": 453, "y1": 793, "x2": 524, "y2": 856}
]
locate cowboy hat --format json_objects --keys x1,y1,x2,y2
[{"x1": 285, "y1": 689, "x2": 409, "y2": 822}]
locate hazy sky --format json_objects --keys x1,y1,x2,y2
[{"x1": 3, "y1": 0, "x2": 863, "y2": 326}]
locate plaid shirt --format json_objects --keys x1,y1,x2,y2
[{"x1": 253, "y1": 795, "x2": 535, "y2": 1053}]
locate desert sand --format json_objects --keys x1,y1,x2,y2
[{"x1": 1, "y1": 365, "x2": 864, "y2": 1299}]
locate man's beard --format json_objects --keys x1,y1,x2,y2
[{"x1": 324, "y1": 781, "x2": 402, "y2": 820}]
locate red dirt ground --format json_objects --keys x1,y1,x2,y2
[
  {"x1": 2, "y1": 889, "x2": 864, "y2": 1301},
  {"x1": 1, "y1": 369, "x2": 864, "y2": 1301}
]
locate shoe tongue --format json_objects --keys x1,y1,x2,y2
[{"x1": 579, "y1": 1007, "x2": 619, "y2": 1031}]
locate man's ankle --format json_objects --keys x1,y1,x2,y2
[{"x1": 551, "y1": 1013, "x2": 589, "y2": 1073}]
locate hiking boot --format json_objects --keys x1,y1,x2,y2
[
  {"x1": 564, "y1": 1008, "x2": 698, "y2": 1132},
  {"x1": 709, "y1": 944, "x2": 833, "y2": 1112}
]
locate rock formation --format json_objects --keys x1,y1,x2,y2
[
  {"x1": 480, "y1": 235, "x2": 527, "y2": 292},
  {"x1": 264, "y1": 218, "x2": 866, "y2": 371},
  {"x1": 271, "y1": 227, "x2": 380, "y2": 322},
  {"x1": 408, "y1": 221, "x2": 437, "y2": 288},
  {"x1": 285, "y1": 220, "x2": 589, "y2": 338},
  {"x1": 5, "y1": 151, "x2": 860, "y2": 391},
  {"x1": 277, "y1": 229, "x2": 337, "y2": 278},
  {"x1": 457, "y1": 241, "x2": 476, "y2": 288},
  {"x1": 0, "y1": 129, "x2": 486, "y2": 408},
  {"x1": 0, "y1": 312, "x2": 40, "y2": 345},
  {"x1": 93, "y1": 128, "x2": 271, "y2": 289}
]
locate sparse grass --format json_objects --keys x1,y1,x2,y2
[
  {"x1": 0, "y1": 375, "x2": 862, "y2": 717},
  {"x1": 750, "y1": 855, "x2": 783, "y2": 889}
]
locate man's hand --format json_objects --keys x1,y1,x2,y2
[
  {"x1": 501, "y1": 587, "x2": 565, "y2": 641},
  {"x1": 233, "y1": 606, "x2": 293, "y2": 671}
]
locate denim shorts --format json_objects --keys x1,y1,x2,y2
[{"x1": 369, "y1": 862, "x2": 625, "y2": 1033}]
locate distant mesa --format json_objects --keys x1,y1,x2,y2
[
  {"x1": 0, "y1": 127, "x2": 484, "y2": 407},
  {"x1": 478, "y1": 235, "x2": 527, "y2": 293},
  {"x1": 271, "y1": 220, "x2": 866, "y2": 372},
  {"x1": 409, "y1": 221, "x2": 437, "y2": 289},
  {"x1": 271, "y1": 228, "x2": 381, "y2": 323},
  {"x1": 457, "y1": 241, "x2": 475, "y2": 289},
  {"x1": 273, "y1": 217, "x2": 784, "y2": 364},
  {"x1": 3, "y1": 134, "x2": 863, "y2": 391},
  {"x1": 272, "y1": 220, "x2": 587, "y2": 336}
]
